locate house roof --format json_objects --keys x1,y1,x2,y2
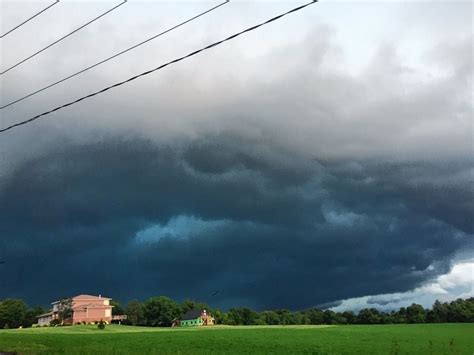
[
  {"x1": 181, "y1": 309, "x2": 205, "y2": 321},
  {"x1": 73, "y1": 294, "x2": 111, "y2": 300},
  {"x1": 51, "y1": 294, "x2": 111, "y2": 304},
  {"x1": 37, "y1": 311, "x2": 54, "y2": 318}
]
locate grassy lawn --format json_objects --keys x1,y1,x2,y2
[{"x1": 0, "y1": 323, "x2": 472, "y2": 354}]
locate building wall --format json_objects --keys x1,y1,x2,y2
[
  {"x1": 181, "y1": 312, "x2": 215, "y2": 327},
  {"x1": 37, "y1": 315, "x2": 53, "y2": 326},
  {"x1": 71, "y1": 297, "x2": 113, "y2": 324},
  {"x1": 72, "y1": 309, "x2": 112, "y2": 323},
  {"x1": 181, "y1": 317, "x2": 203, "y2": 326},
  {"x1": 38, "y1": 295, "x2": 113, "y2": 326},
  {"x1": 74, "y1": 298, "x2": 110, "y2": 307}
]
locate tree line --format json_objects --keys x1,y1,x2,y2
[{"x1": 0, "y1": 297, "x2": 472, "y2": 329}]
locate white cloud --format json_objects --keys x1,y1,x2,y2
[
  {"x1": 135, "y1": 215, "x2": 228, "y2": 244},
  {"x1": 437, "y1": 262, "x2": 474, "y2": 289},
  {"x1": 330, "y1": 259, "x2": 474, "y2": 312}
]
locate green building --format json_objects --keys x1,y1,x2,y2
[{"x1": 180, "y1": 309, "x2": 214, "y2": 327}]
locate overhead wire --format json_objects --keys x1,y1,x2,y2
[
  {"x1": 0, "y1": 0, "x2": 229, "y2": 110},
  {"x1": 0, "y1": 0, "x2": 60, "y2": 39},
  {"x1": 0, "y1": 0, "x2": 318, "y2": 134},
  {"x1": 0, "y1": 0, "x2": 127, "y2": 75}
]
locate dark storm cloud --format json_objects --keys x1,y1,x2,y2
[{"x1": 0, "y1": 134, "x2": 471, "y2": 309}]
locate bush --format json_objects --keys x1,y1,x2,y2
[
  {"x1": 97, "y1": 319, "x2": 106, "y2": 330},
  {"x1": 50, "y1": 319, "x2": 61, "y2": 326}
]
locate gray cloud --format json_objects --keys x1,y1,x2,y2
[
  {"x1": 0, "y1": 134, "x2": 471, "y2": 309},
  {"x1": 0, "y1": 1, "x2": 472, "y2": 310}
]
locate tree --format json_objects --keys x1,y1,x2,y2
[
  {"x1": 380, "y1": 312, "x2": 393, "y2": 324},
  {"x1": 357, "y1": 308, "x2": 381, "y2": 324},
  {"x1": 0, "y1": 299, "x2": 28, "y2": 328},
  {"x1": 180, "y1": 299, "x2": 209, "y2": 315},
  {"x1": 299, "y1": 311, "x2": 311, "y2": 325},
  {"x1": 446, "y1": 298, "x2": 474, "y2": 322},
  {"x1": 342, "y1": 311, "x2": 356, "y2": 324},
  {"x1": 110, "y1": 300, "x2": 125, "y2": 316},
  {"x1": 226, "y1": 308, "x2": 258, "y2": 325},
  {"x1": 406, "y1": 303, "x2": 426, "y2": 323},
  {"x1": 24, "y1": 305, "x2": 45, "y2": 327},
  {"x1": 260, "y1": 310, "x2": 280, "y2": 325},
  {"x1": 429, "y1": 300, "x2": 448, "y2": 322},
  {"x1": 334, "y1": 312, "x2": 348, "y2": 325},
  {"x1": 323, "y1": 310, "x2": 338, "y2": 324},
  {"x1": 126, "y1": 300, "x2": 145, "y2": 326},
  {"x1": 212, "y1": 309, "x2": 227, "y2": 325},
  {"x1": 391, "y1": 307, "x2": 407, "y2": 324},
  {"x1": 276, "y1": 309, "x2": 301, "y2": 325},
  {"x1": 143, "y1": 296, "x2": 180, "y2": 327},
  {"x1": 57, "y1": 298, "x2": 73, "y2": 324},
  {"x1": 307, "y1": 308, "x2": 325, "y2": 324}
]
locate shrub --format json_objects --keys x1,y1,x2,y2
[
  {"x1": 50, "y1": 319, "x2": 61, "y2": 326},
  {"x1": 97, "y1": 319, "x2": 106, "y2": 330}
]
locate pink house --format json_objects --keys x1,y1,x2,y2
[{"x1": 37, "y1": 294, "x2": 113, "y2": 325}]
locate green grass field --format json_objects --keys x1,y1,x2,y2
[{"x1": 0, "y1": 324, "x2": 472, "y2": 354}]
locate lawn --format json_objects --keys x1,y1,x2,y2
[{"x1": 0, "y1": 324, "x2": 472, "y2": 354}]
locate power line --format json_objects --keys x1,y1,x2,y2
[
  {"x1": 0, "y1": 1, "x2": 60, "y2": 39},
  {"x1": 0, "y1": 1, "x2": 127, "y2": 75},
  {"x1": 0, "y1": 0, "x2": 229, "y2": 110},
  {"x1": 0, "y1": 0, "x2": 318, "y2": 134}
]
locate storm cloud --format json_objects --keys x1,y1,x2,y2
[
  {"x1": 0, "y1": 133, "x2": 471, "y2": 309},
  {"x1": 0, "y1": 1, "x2": 472, "y2": 310}
]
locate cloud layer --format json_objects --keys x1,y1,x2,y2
[
  {"x1": 0, "y1": 133, "x2": 471, "y2": 309},
  {"x1": 0, "y1": 1, "x2": 472, "y2": 310}
]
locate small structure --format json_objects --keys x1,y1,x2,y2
[
  {"x1": 37, "y1": 311, "x2": 55, "y2": 326},
  {"x1": 37, "y1": 294, "x2": 113, "y2": 325},
  {"x1": 180, "y1": 309, "x2": 215, "y2": 327},
  {"x1": 111, "y1": 314, "x2": 127, "y2": 324}
]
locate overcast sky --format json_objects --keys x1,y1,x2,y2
[{"x1": 0, "y1": 0, "x2": 472, "y2": 311}]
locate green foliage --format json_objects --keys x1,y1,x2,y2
[
  {"x1": 406, "y1": 303, "x2": 426, "y2": 323},
  {"x1": 180, "y1": 299, "x2": 209, "y2": 316},
  {"x1": 357, "y1": 308, "x2": 381, "y2": 324},
  {"x1": 143, "y1": 296, "x2": 180, "y2": 327},
  {"x1": 24, "y1": 305, "x2": 45, "y2": 328},
  {"x1": 307, "y1": 308, "x2": 325, "y2": 324},
  {"x1": 110, "y1": 300, "x2": 125, "y2": 316},
  {"x1": 226, "y1": 307, "x2": 258, "y2": 325},
  {"x1": 1, "y1": 296, "x2": 473, "y2": 330},
  {"x1": 97, "y1": 320, "x2": 106, "y2": 330},
  {"x1": 211, "y1": 309, "x2": 227, "y2": 325},
  {"x1": 126, "y1": 300, "x2": 145, "y2": 326},
  {"x1": 0, "y1": 298, "x2": 28, "y2": 329},
  {"x1": 50, "y1": 319, "x2": 61, "y2": 327},
  {"x1": 342, "y1": 311, "x2": 356, "y2": 324},
  {"x1": 259, "y1": 311, "x2": 280, "y2": 325},
  {"x1": 446, "y1": 298, "x2": 474, "y2": 322},
  {"x1": 57, "y1": 298, "x2": 73, "y2": 323}
]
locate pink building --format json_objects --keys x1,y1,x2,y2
[{"x1": 37, "y1": 294, "x2": 113, "y2": 325}]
